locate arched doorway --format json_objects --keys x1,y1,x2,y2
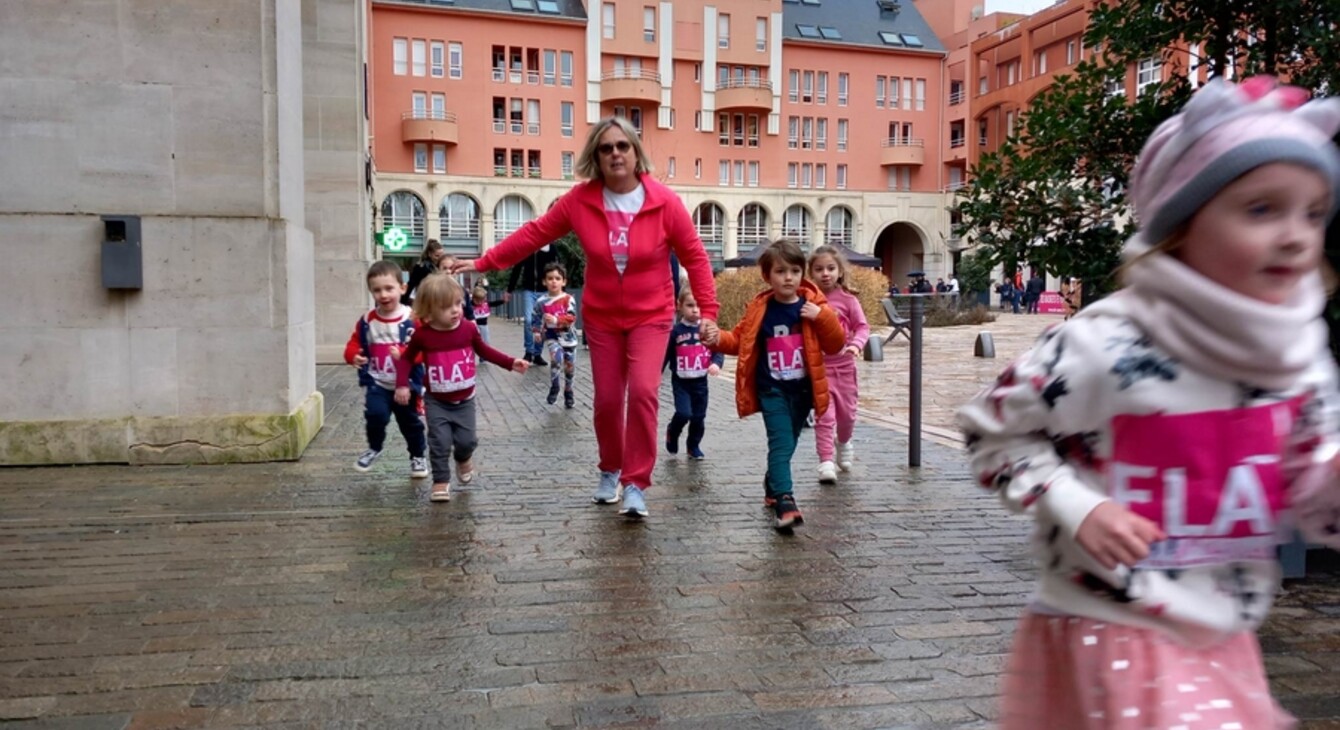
[{"x1": 874, "y1": 222, "x2": 925, "y2": 284}]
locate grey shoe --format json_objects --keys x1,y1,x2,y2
[
  {"x1": 618, "y1": 485, "x2": 648, "y2": 520},
  {"x1": 354, "y1": 449, "x2": 382, "y2": 472},
  {"x1": 592, "y1": 470, "x2": 622, "y2": 504}
]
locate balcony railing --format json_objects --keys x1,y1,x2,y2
[
  {"x1": 600, "y1": 69, "x2": 661, "y2": 103},
  {"x1": 950, "y1": 137, "x2": 965, "y2": 148},
  {"x1": 717, "y1": 77, "x2": 772, "y2": 92},
  {"x1": 442, "y1": 221, "x2": 481, "y2": 239},
  {"x1": 602, "y1": 68, "x2": 661, "y2": 82},
  {"x1": 492, "y1": 67, "x2": 505, "y2": 82},
  {"x1": 527, "y1": 166, "x2": 541, "y2": 178},
  {"x1": 949, "y1": 90, "x2": 965, "y2": 105},
  {"x1": 526, "y1": 70, "x2": 540, "y2": 85},
  {"x1": 527, "y1": 122, "x2": 540, "y2": 135},
  {"x1": 401, "y1": 110, "x2": 459, "y2": 144},
  {"x1": 493, "y1": 119, "x2": 505, "y2": 133},
  {"x1": 880, "y1": 138, "x2": 926, "y2": 166}
]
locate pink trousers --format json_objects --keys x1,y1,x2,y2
[
  {"x1": 1000, "y1": 612, "x2": 1294, "y2": 730},
  {"x1": 584, "y1": 321, "x2": 671, "y2": 489},
  {"x1": 816, "y1": 356, "x2": 858, "y2": 461}
]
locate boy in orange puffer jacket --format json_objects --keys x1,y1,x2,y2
[{"x1": 703, "y1": 239, "x2": 846, "y2": 531}]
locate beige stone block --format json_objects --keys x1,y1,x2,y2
[
  {"x1": 0, "y1": 81, "x2": 81, "y2": 212},
  {"x1": 276, "y1": 221, "x2": 316, "y2": 327},
  {"x1": 127, "y1": 217, "x2": 276, "y2": 328},
  {"x1": 316, "y1": 0, "x2": 357, "y2": 45},
  {"x1": 174, "y1": 326, "x2": 289, "y2": 416},
  {"x1": 285, "y1": 320, "x2": 317, "y2": 411},
  {"x1": 318, "y1": 95, "x2": 361, "y2": 152},
  {"x1": 0, "y1": 417, "x2": 129, "y2": 465},
  {"x1": 80, "y1": 328, "x2": 132, "y2": 418},
  {"x1": 318, "y1": 201, "x2": 366, "y2": 256},
  {"x1": 172, "y1": 86, "x2": 268, "y2": 217},
  {"x1": 0, "y1": 215, "x2": 128, "y2": 329},
  {"x1": 0, "y1": 1, "x2": 122, "y2": 82},
  {"x1": 119, "y1": 1, "x2": 266, "y2": 91},
  {"x1": 302, "y1": 41, "x2": 358, "y2": 99},
  {"x1": 76, "y1": 81, "x2": 177, "y2": 214},
  {"x1": 0, "y1": 329, "x2": 86, "y2": 421},
  {"x1": 129, "y1": 328, "x2": 181, "y2": 417}
]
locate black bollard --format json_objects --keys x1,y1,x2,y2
[{"x1": 909, "y1": 295, "x2": 924, "y2": 468}]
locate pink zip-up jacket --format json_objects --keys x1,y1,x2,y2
[{"x1": 474, "y1": 175, "x2": 719, "y2": 330}]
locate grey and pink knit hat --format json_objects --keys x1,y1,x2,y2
[{"x1": 1130, "y1": 76, "x2": 1340, "y2": 243}]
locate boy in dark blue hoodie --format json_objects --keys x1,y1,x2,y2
[{"x1": 664, "y1": 289, "x2": 724, "y2": 459}]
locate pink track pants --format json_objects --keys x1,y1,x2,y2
[
  {"x1": 816, "y1": 356, "x2": 859, "y2": 461},
  {"x1": 584, "y1": 321, "x2": 672, "y2": 489}
]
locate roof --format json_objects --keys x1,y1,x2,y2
[
  {"x1": 780, "y1": 0, "x2": 945, "y2": 54},
  {"x1": 375, "y1": 0, "x2": 587, "y2": 21}
]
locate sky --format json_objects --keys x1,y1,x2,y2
[{"x1": 984, "y1": 0, "x2": 1058, "y2": 15}]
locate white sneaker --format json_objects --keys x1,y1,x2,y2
[
  {"x1": 817, "y1": 461, "x2": 838, "y2": 485},
  {"x1": 409, "y1": 456, "x2": 429, "y2": 479},
  {"x1": 837, "y1": 441, "x2": 854, "y2": 472}
]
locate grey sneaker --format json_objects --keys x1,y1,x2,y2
[
  {"x1": 354, "y1": 449, "x2": 382, "y2": 472},
  {"x1": 619, "y1": 485, "x2": 648, "y2": 519},
  {"x1": 409, "y1": 456, "x2": 429, "y2": 479},
  {"x1": 592, "y1": 470, "x2": 622, "y2": 504}
]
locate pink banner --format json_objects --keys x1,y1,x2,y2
[
  {"x1": 425, "y1": 347, "x2": 477, "y2": 393},
  {"x1": 1037, "y1": 291, "x2": 1067, "y2": 314}
]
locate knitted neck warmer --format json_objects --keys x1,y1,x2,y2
[{"x1": 1082, "y1": 234, "x2": 1327, "y2": 392}]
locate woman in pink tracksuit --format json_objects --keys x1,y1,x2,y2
[
  {"x1": 453, "y1": 116, "x2": 719, "y2": 521},
  {"x1": 808, "y1": 245, "x2": 869, "y2": 484}
]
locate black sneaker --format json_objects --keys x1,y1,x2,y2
[
  {"x1": 773, "y1": 494, "x2": 804, "y2": 530},
  {"x1": 564, "y1": 391, "x2": 574, "y2": 409},
  {"x1": 665, "y1": 429, "x2": 678, "y2": 455},
  {"x1": 532, "y1": 353, "x2": 548, "y2": 367},
  {"x1": 546, "y1": 384, "x2": 559, "y2": 405}
]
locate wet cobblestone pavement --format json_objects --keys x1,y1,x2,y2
[{"x1": 2, "y1": 319, "x2": 1339, "y2": 729}]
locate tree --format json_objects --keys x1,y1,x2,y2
[{"x1": 954, "y1": 0, "x2": 1340, "y2": 304}]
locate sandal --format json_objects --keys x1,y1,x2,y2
[{"x1": 429, "y1": 483, "x2": 451, "y2": 502}]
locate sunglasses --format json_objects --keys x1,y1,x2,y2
[{"x1": 597, "y1": 140, "x2": 633, "y2": 156}]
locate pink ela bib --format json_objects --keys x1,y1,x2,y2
[
  {"x1": 425, "y1": 347, "x2": 477, "y2": 393},
  {"x1": 676, "y1": 343, "x2": 711, "y2": 378},
  {"x1": 766, "y1": 333, "x2": 805, "y2": 381},
  {"x1": 475, "y1": 303, "x2": 490, "y2": 319},
  {"x1": 1108, "y1": 398, "x2": 1300, "y2": 568},
  {"x1": 368, "y1": 342, "x2": 397, "y2": 380}
]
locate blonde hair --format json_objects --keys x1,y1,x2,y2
[
  {"x1": 808, "y1": 244, "x2": 860, "y2": 295},
  {"x1": 676, "y1": 287, "x2": 696, "y2": 308},
  {"x1": 471, "y1": 286, "x2": 487, "y2": 303},
  {"x1": 411, "y1": 273, "x2": 464, "y2": 322},
  {"x1": 575, "y1": 117, "x2": 654, "y2": 181},
  {"x1": 1117, "y1": 227, "x2": 1186, "y2": 288}
]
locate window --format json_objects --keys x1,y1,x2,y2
[
  {"x1": 783, "y1": 205, "x2": 812, "y2": 245},
  {"x1": 694, "y1": 158, "x2": 702, "y2": 179},
  {"x1": 561, "y1": 102, "x2": 573, "y2": 137},
  {"x1": 1035, "y1": 50, "x2": 1047, "y2": 76},
  {"x1": 543, "y1": 49, "x2": 556, "y2": 85},
  {"x1": 413, "y1": 143, "x2": 428, "y2": 172},
  {"x1": 393, "y1": 38, "x2": 408, "y2": 75},
  {"x1": 876, "y1": 75, "x2": 885, "y2": 107},
  {"x1": 836, "y1": 164, "x2": 847, "y2": 189},
  {"x1": 629, "y1": 107, "x2": 643, "y2": 132},
  {"x1": 718, "y1": 14, "x2": 730, "y2": 48},
  {"x1": 815, "y1": 163, "x2": 826, "y2": 189},
  {"x1": 802, "y1": 71, "x2": 813, "y2": 103},
  {"x1": 748, "y1": 161, "x2": 759, "y2": 187},
  {"x1": 537, "y1": 0, "x2": 560, "y2": 12},
  {"x1": 756, "y1": 18, "x2": 767, "y2": 51},
  {"x1": 719, "y1": 160, "x2": 729, "y2": 186},
  {"x1": 667, "y1": 157, "x2": 676, "y2": 178},
  {"x1": 412, "y1": 91, "x2": 427, "y2": 118},
  {"x1": 431, "y1": 93, "x2": 446, "y2": 119},
  {"x1": 603, "y1": 3, "x2": 616, "y2": 39},
  {"x1": 644, "y1": 7, "x2": 656, "y2": 42},
  {"x1": 902, "y1": 78, "x2": 912, "y2": 109},
  {"x1": 1066, "y1": 40, "x2": 1076, "y2": 65},
  {"x1": 719, "y1": 112, "x2": 730, "y2": 146},
  {"x1": 825, "y1": 206, "x2": 853, "y2": 245},
  {"x1": 837, "y1": 118, "x2": 848, "y2": 151},
  {"x1": 816, "y1": 118, "x2": 827, "y2": 150},
  {"x1": 431, "y1": 145, "x2": 445, "y2": 175},
  {"x1": 878, "y1": 31, "x2": 903, "y2": 46},
  {"x1": 738, "y1": 204, "x2": 769, "y2": 247},
  {"x1": 510, "y1": 0, "x2": 534, "y2": 9},
  {"x1": 788, "y1": 163, "x2": 798, "y2": 188},
  {"x1": 732, "y1": 113, "x2": 744, "y2": 146},
  {"x1": 747, "y1": 114, "x2": 760, "y2": 147},
  {"x1": 449, "y1": 42, "x2": 463, "y2": 79},
  {"x1": 1006, "y1": 62, "x2": 1017, "y2": 85},
  {"x1": 837, "y1": 72, "x2": 848, "y2": 106},
  {"x1": 1006, "y1": 110, "x2": 1015, "y2": 137},
  {"x1": 733, "y1": 160, "x2": 744, "y2": 187},
  {"x1": 900, "y1": 34, "x2": 923, "y2": 47},
  {"x1": 510, "y1": 97, "x2": 523, "y2": 134},
  {"x1": 886, "y1": 76, "x2": 897, "y2": 108},
  {"x1": 527, "y1": 99, "x2": 540, "y2": 135},
  {"x1": 802, "y1": 117, "x2": 813, "y2": 149},
  {"x1": 789, "y1": 70, "x2": 799, "y2": 103},
  {"x1": 412, "y1": 39, "x2": 426, "y2": 76},
  {"x1": 694, "y1": 203, "x2": 725, "y2": 262},
  {"x1": 494, "y1": 195, "x2": 535, "y2": 243},
  {"x1": 818, "y1": 26, "x2": 841, "y2": 40},
  {"x1": 1137, "y1": 57, "x2": 1162, "y2": 94},
  {"x1": 440, "y1": 194, "x2": 481, "y2": 250},
  {"x1": 787, "y1": 116, "x2": 798, "y2": 149},
  {"x1": 796, "y1": 24, "x2": 820, "y2": 38},
  {"x1": 382, "y1": 191, "x2": 426, "y2": 249},
  {"x1": 719, "y1": 65, "x2": 730, "y2": 88},
  {"x1": 430, "y1": 42, "x2": 445, "y2": 77},
  {"x1": 561, "y1": 152, "x2": 574, "y2": 179},
  {"x1": 801, "y1": 164, "x2": 812, "y2": 189},
  {"x1": 915, "y1": 78, "x2": 926, "y2": 111},
  {"x1": 817, "y1": 72, "x2": 828, "y2": 104},
  {"x1": 560, "y1": 51, "x2": 573, "y2": 86}
]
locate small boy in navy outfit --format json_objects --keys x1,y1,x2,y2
[{"x1": 664, "y1": 289, "x2": 723, "y2": 459}]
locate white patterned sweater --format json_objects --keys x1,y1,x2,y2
[{"x1": 957, "y1": 302, "x2": 1340, "y2": 648}]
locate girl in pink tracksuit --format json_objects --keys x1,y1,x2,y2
[{"x1": 808, "y1": 245, "x2": 869, "y2": 484}]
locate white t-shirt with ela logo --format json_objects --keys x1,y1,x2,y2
[{"x1": 602, "y1": 184, "x2": 645, "y2": 275}]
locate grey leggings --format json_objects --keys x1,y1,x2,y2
[{"x1": 424, "y1": 396, "x2": 477, "y2": 483}]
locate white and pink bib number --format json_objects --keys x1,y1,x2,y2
[
  {"x1": 542, "y1": 298, "x2": 569, "y2": 322},
  {"x1": 676, "y1": 344, "x2": 711, "y2": 379},
  {"x1": 475, "y1": 303, "x2": 491, "y2": 319},
  {"x1": 606, "y1": 211, "x2": 633, "y2": 273},
  {"x1": 1108, "y1": 400, "x2": 1299, "y2": 568},
  {"x1": 367, "y1": 342, "x2": 397, "y2": 381},
  {"x1": 766, "y1": 334, "x2": 806, "y2": 381},
  {"x1": 424, "y1": 348, "x2": 477, "y2": 394}
]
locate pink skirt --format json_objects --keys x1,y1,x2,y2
[{"x1": 1000, "y1": 612, "x2": 1295, "y2": 730}]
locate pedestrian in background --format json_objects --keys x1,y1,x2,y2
[
  {"x1": 808, "y1": 245, "x2": 869, "y2": 485},
  {"x1": 453, "y1": 116, "x2": 719, "y2": 520},
  {"x1": 703, "y1": 240, "x2": 846, "y2": 531},
  {"x1": 958, "y1": 76, "x2": 1340, "y2": 730}
]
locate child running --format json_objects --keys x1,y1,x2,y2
[
  {"x1": 532, "y1": 262, "x2": 579, "y2": 409},
  {"x1": 343, "y1": 261, "x2": 428, "y2": 477},
  {"x1": 396, "y1": 273, "x2": 528, "y2": 502},
  {"x1": 470, "y1": 286, "x2": 505, "y2": 344},
  {"x1": 703, "y1": 239, "x2": 846, "y2": 530},
  {"x1": 808, "y1": 245, "x2": 870, "y2": 484},
  {"x1": 958, "y1": 76, "x2": 1340, "y2": 729},
  {"x1": 664, "y1": 289, "x2": 723, "y2": 459}
]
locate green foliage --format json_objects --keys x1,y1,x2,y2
[
  {"x1": 554, "y1": 233, "x2": 586, "y2": 289},
  {"x1": 956, "y1": 249, "x2": 995, "y2": 297},
  {"x1": 954, "y1": 0, "x2": 1340, "y2": 306}
]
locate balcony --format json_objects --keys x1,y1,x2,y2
[
  {"x1": 601, "y1": 69, "x2": 661, "y2": 104},
  {"x1": 401, "y1": 110, "x2": 459, "y2": 145},
  {"x1": 880, "y1": 138, "x2": 925, "y2": 166},
  {"x1": 716, "y1": 79, "x2": 773, "y2": 112},
  {"x1": 949, "y1": 89, "x2": 965, "y2": 106}
]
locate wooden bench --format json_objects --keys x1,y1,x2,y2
[{"x1": 881, "y1": 299, "x2": 912, "y2": 343}]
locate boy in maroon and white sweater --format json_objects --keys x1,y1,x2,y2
[{"x1": 396, "y1": 273, "x2": 528, "y2": 502}]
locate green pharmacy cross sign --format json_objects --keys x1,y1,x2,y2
[{"x1": 381, "y1": 227, "x2": 409, "y2": 252}]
